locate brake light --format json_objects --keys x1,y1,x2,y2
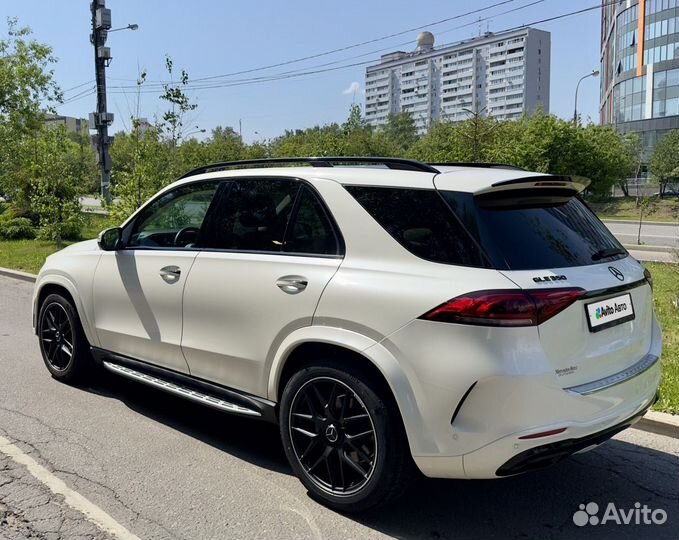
[
  {"x1": 420, "y1": 288, "x2": 586, "y2": 327},
  {"x1": 644, "y1": 267, "x2": 653, "y2": 291}
]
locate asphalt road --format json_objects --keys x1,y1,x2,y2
[
  {"x1": 0, "y1": 275, "x2": 678, "y2": 540},
  {"x1": 604, "y1": 221, "x2": 679, "y2": 250}
]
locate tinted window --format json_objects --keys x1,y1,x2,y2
[
  {"x1": 284, "y1": 187, "x2": 340, "y2": 255},
  {"x1": 442, "y1": 191, "x2": 626, "y2": 270},
  {"x1": 205, "y1": 179, "x2": 299, "y2": 252},
  {"x1": 346, "y1": 186, "x2": 486, "y2": 267},
  {"x1": 128, "y1": 182, "x2": 218, "y2": 248}
]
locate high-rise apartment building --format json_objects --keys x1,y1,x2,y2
[
  {"x1": 365, "y1": 28, "x2": 551, "y2": 133},
  {"x1": 600, "y1": 0, "x2": 679, "y2": 159}
]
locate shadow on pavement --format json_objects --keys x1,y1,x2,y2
[{"x1": 81, "y1": 373, "x2": 678, "y2": 540}]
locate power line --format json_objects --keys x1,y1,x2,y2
[
  {"x1": 106, "y1": 1, "x2": 608, "y2": 96},
  {"x1": 62, "y1": 80, "x2": 95, "y2": 94},
  {"x1": 60, "y1": 86, "x2": 96, "y2": 104},
  {"x1": 107, "y1": 0, "x2": 547, "y2": 92},
  {"x1": 102, "y1": 0, "x2": 530, "y2": 89},
  {"x1": 187, "y1": 0, "x2": 526, "y2": 83}
]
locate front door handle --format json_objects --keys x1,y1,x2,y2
[
  {"x1": 276, "y1": 276, "x2": 308, "y2": 295},
  {"x1": 159, "y1": 265, "x2": 181, "y2": 283}
]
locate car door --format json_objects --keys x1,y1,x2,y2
[
  {"x1": 181, "y1": 178, "x2": 343, "y2": 395},
  {"x1": 92, "y1": 181, "x2": 221, "y2": 373}
]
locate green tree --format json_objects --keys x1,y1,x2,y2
[
  {"x1": 272, "y1": 105, "x2": 397, "y2": 158},
  {"x1": 202, "y1": 126, "x2": 247, "y2": 163},
  {"x1": 110, "y1": 125, "x2": 173, "y2": 222},
  {"x1": 159, "y1": 56, "x2": 198, "y2": 148},
  {"x1": 382, "y1": 112, "x2": 418, "y2": 153},
  {"x1": 650, "y1": 129, "x2": 679, "y2": 196},
  {"x1": 0, "y1": 18, "x2": 62, "y2": 205},
  {"x1": 27, "y1": 127, "x2": 86, "y2": 247},
  {"x1": 0, "y1": 18, "x2": 61, "y2": 130},
  {"x1": 409, "y1": 109, "x2": 501, "y2": 162},
  {"x1": 578, "y1": 125, "x2": 639, "y2": 196}
]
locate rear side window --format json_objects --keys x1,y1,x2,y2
[
  {"x1": 442, "y1": 191, "x2": 626, "y2": 270},
  {"x1": 205, "y1": 179, "x2": 299, "y2": 252},
  {"x1": 346, "y1": 186, "x2": 486, "y2": 267},
  {"x1": 202, "y1": 179, "x2": 342, "y2": 256}
]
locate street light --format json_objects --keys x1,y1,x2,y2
[
  {"x1": 574, "y1": 69, "x2": 600, "y2": 124},
  {"x1": 184, "y1": 128, "x2": 206, "y2": 138},
  {"x1": 108, "y1": 23, "x2": 139, "y2": 33}
]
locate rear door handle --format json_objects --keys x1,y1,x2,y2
[
  {"x1": 276, "y1": 276, "x2": 308, "y2": 294},
  {"x1": 160, "y1": 265, "x2": 181, "y2": 283}
]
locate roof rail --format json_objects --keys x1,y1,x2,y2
[
  {"x1": 179, "y1": 157, "x2": 439, "y2": 179},
  {"x1": 428, "y1": 162, "x2": 525, "y2": 171}
]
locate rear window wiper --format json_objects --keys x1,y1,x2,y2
[{"x1": 592, "y1": 247, "x2": 627, "y2": 261}]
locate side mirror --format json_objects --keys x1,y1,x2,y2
[{"x1": 98, "y1": 227, "x2": 123, "y2": 251}]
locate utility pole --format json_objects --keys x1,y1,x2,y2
[{"x1": 90, "y1": 0, "x2": 114, "y2": 202}]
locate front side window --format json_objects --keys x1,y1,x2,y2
[{"x1": 128, "y1": 182, "x2": 219, "y2": 248}]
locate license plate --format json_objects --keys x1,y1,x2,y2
[{"x1": 585, "y1": 293, "x2": 635, "y2": 333}]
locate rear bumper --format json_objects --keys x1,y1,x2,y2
[
  {"x1": 495, "y1": 399, "x2": 653, "y2": 476},
  {"x1": 413, "y1": 353, "x2": 661, "y2": 479}
]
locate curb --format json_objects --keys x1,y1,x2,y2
[
  {"x1": 623, "y1": 244, "x2": 675, "y2": 253},
  {"x1": 633, "y1": 411, "x2": 679, "y2": 439},
  {"x1": 0, "y1": 267, "x2": 37, "y2": 283},
  {"x1": 603, "y1": 219, "x2": 678, "y2": 225},
  {"x1": 0, "y1": 266, "x2": 677, "y2": 438}
]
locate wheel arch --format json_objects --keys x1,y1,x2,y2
[
  {"x1": 268, "y1": 327, "x2": 435, "y2": 455},
  {"x1": 34, "y1": 277, "x2": 97, "y2": 346}
]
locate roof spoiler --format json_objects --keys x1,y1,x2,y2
[
  {"x1": 472, "y1": 175, "x2": 591, "y2": 208},
  {"x1": 475, "y1": 175, "x2": 591, "y2": 196}
]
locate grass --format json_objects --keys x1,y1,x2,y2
[
  {"x1": 647, "y1": 262, "x2": 679, "y2": 415},
  {"x1": 588, "y1": 197, "x2": 679, "y2": 223},
  {"x1": 0, "y1": 213, "x2": 114, "y2": 275}
]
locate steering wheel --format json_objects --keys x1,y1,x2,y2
[{"x1": 174, "y1": 226, "x2": 200, "y2": 247}]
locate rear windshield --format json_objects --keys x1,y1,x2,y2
[
  {"x1": 442, "y1": 191, "x2": 626, "y2": 270},
  {"x1": 346, "y1": 185, "x2": 626, "y2": 270}
]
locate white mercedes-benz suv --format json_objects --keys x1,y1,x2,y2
[{"x1": 33, "y1": 157, "x2": 662, "y2": 512}]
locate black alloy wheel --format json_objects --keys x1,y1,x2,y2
[
  {"x1": 289, "y1": 376, "x2": 378, "y2": 496},
  {"x1": 38, "y1": 293, "x2": 93, "y2": 383},
  {"x1": 280, "y1": 360, "x2": 414, "y2": 512},
  {"x1": 40, "y1": 302, "x2": 75, "y2": 372}
]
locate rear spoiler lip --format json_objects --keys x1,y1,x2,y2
[
  {"x1": 474, "y1": 175, "x2": 591, "y2": 197},
  {"x1": 490, "y1": 175, "x2": 591, "y2": 189}
]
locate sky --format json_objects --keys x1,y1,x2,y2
[{"x1": 3, "y1": 0, "x2": 603, "y2": 142}]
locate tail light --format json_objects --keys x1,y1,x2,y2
[
  {"x1": 644, "y1": 267, "x2": 653, "y2": 291},
  {"x1": 420, "y1": 288, "x2": 586, "y2": 327}
]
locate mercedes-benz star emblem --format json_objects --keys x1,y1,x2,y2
[
  {"x1": 608, "y1": 266, "x2": 624, "y2": 281},
  {"x1": 325, "y1": 424, "x2": 338, "y2": 443}
]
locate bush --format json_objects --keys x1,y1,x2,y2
[{"x1": 0, "y1": 217, "x2": 35, "y2": 239}]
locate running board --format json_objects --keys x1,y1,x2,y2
[{"x1": 102, "y1": 361, "x2": 261, "y2": 417}]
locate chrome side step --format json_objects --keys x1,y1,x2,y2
[{"x1": 102, "y1": 361, "x2": 261, "y2": 417}]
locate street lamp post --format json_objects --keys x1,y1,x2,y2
[
  {"x1": 89, "y1": 0, "x2": 138, "y2": 203},
  {"x1": 108, "y1": 23, "x2": 139, "y2": 32},
  {"x1": 574, "y1": 69, "x2": 600, "y2": 125}
]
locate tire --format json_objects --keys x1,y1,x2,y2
[
  {"x1": 279, "y1": 359, "x2": 413, "y2": 512},
  {"x1": 37, "y1": 293, "x2": 93, "y2": 384}
]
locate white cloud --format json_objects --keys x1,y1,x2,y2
[{"x1": 342, "y1": 81, "x2": 361, "y2": 95}]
